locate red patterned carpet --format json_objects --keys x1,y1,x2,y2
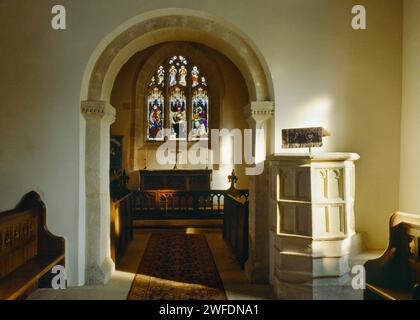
[{"x1": 127, "y1": 233, "x2": 227, "y2": 300}]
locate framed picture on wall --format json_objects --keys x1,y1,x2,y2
[{"x1": 110, "y1": 135, "x2": 123, "y2": 169}]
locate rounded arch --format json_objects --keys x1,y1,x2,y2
[
  {"x1": 81, "y1": 8, "x2": 274, "y2": 103},
  {"x1": 79, "y1": 9, "x2": 275, "y2": 285}
]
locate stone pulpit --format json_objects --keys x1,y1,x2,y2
[{"x1": 268, "y1": 152, "x2": 360, "y2": 299}]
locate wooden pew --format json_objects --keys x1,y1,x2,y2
[
  {"x1": 110, "y1": 192, "x2": 133, "y2": 263},
  {"x1": 364, "y1": 212, "x2": 420, "y2": 300},
  {"x1": 0, "y1": 192, "x2": 65, "y2": 300},
  {"x1": 223, "y1": 194, "x2": 249, "y2": 269}
]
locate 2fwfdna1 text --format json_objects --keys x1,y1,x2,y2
[{"x1": 159, "y1": 304, "x2": 259, "y2": 317}]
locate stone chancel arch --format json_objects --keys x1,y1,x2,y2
[
  {"x1": 81, "y1": 9, "x2": 275, "y2": 284},
  {"x1": 82, "y1": 10, "x2": 273, "y2": 103}
]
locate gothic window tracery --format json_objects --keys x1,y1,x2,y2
[{"x1": 146, "y1": 56, "x2": 209, "y2": 141}]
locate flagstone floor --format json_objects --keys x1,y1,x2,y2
[{"x1": 28, "y1": 228, "x2": 276, "y2": 300}]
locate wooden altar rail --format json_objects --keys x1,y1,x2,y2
[
  {"x1": 132, "y1": 190, "x2": 249, "y2": 219},
  {"x1": 110, "y1": 193, "x2": 134, "y2": 263},
  {"x1": 223, "y1": 194, "x2": 249, "y2": 269}
]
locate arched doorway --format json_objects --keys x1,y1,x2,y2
[{"x1": 80, "y1": 9, "x2": 275, "y2": 284}]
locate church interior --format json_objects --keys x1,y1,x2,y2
[{"x1": 1, "y1": 0, "x2": 420, "y2": 301}]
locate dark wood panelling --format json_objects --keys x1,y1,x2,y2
[{"x1": 139, "y1": 170, "x2": 212, "y2": 191}]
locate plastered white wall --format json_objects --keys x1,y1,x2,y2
[
  {"x1": 400, "y1": 0, "x2": 420, "y2": 215},
  {"x1": 0, "y1": 0, "x2": 403, "y2": 284}
]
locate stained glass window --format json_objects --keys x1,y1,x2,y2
[
  {"x1": 191, "y1": 87, "x2": 209, "y2": 139},
  {"x1": 169, "y1": 65, "x2": 177, "y2": 86},
  {"x1": 179, "y1": 66, "x2": 187, "y2": 87},
  {"x1": 146, "y1": 56, "x2": 210, "y2": 141},
  {"x1": 157, "y1": 66, "x2": 165, "y2": 87},
  {"x1": 191, "y1": 66, "x2": 200, "y2": 88},
  {"x1": 169, "y1": 87, "x2": 187, "y2": 139},
  {"x1": 147, "y1": 87, "x2": 164, "y2": 140}
]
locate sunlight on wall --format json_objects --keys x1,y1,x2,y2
[
  {"x1": 221, "y1": 136, "x2": 233, "y2": 164},
  {"x1": 215, "y1": 136, "x2": 236, "y2": 189},
  {"x1": 297, "y1": 96, "x2": 332, "y2": 130},
  {"x1": 280, "y1": 96, "x2": 333, "y2": 153}
]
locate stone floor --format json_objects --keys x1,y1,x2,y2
[
  {"x1": 28, "y1": 227, "x2": 383, "y2": 300},
  {"x1": 28, "y1": 227, "x2": 276, "y2": 300}
]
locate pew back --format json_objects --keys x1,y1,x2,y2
[
  {"x1": 0, "y1": 209, "x2": 39, "y2": 279},
  {"x1": 364, "y1": 212, "x2": 420, "y2": 300},
  {"x1": 0, "y1": 192, "x2": 65, "y2": 300}
]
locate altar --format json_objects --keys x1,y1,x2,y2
[{"x1": 139, "y1": 169, "x2": 212, "y2": 191}]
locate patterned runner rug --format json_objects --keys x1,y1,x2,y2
[{"x1": 127, "y1": 233, "x2": 227, "y2": 300}]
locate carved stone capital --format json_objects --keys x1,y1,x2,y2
[
  {"x1": 81, "y1": 100, "x2": 116, "y2": 124},
  {"x1": 247, "y1": 101, "x2": 274, "y2": 124}
]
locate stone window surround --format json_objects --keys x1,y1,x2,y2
[{"x1": 131, "y1": 42, "x2": 224, "y2": 171}]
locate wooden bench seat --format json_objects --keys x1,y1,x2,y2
[
  {"x1": 364, "y1": 212, "x2": 420, "y2": 300},
  {"x1": 0, "y1": 192, "x2": 65, "y2": 300},
  {"x1": 0, "y1": 254, "x2": 64, "y2": 300},
  {"x1": 365, "y1": 283, "x2": 412, "y2": 300}
]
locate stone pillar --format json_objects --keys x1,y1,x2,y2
[
  {"x1": 245, "y1": 101, "x2": 274, "y2": 283},
  {"x1": 81, "y1": 100, "x2": 116, "y2": 284},
  {"x1": 268, "y1": 153, "x2": 360, "y2": 299}
]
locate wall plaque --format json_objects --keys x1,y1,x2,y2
[{"x1": 282, "y1": 127, "x2": 330, "y2": 149}]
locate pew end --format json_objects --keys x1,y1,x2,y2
[
  {"x1": 364, "y1": 212, "x2": 420, "y2": 300},
  {"x1": 0, "y1": 192, "x2": 65, "y2": 300}
]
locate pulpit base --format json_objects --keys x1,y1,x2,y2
[{"x1": 269, "y1": 230, "x2": 364, "y2": 300}]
